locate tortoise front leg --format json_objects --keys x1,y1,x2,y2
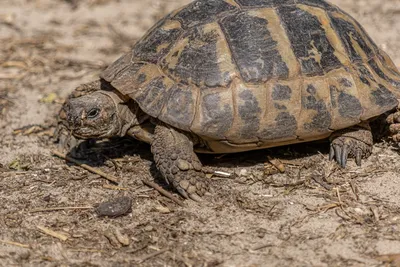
[
  {"x1": 329, "y1": 122, "x2": 373, "y2": 168},
  {"x1": 151, "y1": 123, "x2": 208, "y2": 201}
]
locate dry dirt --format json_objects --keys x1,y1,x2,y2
[{"x1": 1, "y1": 0, "x2": 400, "y2": 266}]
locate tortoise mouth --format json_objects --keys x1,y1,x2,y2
[
  {"x1": 68, "y1": 113, "x2": 120, "y2": 139},
  {"x1": 71, "y1": 127, "x2": 116, "y2": 139}
]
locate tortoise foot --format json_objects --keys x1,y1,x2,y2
[
  {"x1": 151, "y1": 123, "x2": 208, "y2": 201},
  {"x1": 387, "y1": 111, "x2": 400, "y2": 142},
  {"x1": 329, "y1": 122, "x2": 373, "y2": 168}
]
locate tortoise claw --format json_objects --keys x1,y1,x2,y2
[
  {"x1": 355, "y1": 148, "x2": 362, "y2": 167},
  {"x1": 189, "y1": 193, "x2": 203, "y2": 202},
  {"x1": 334, "y1": 145, "x2": 342, "y2": 166},
  {"x1": 329, "y1": 124, "x2": 373, "y2": 168},
  {"x1": 340, "y1": 145, "x2": 349, "y2": 168},
  {"x1": 329, "y1": 146, "x2": 335, "y2": 161},
  {"x1": 331, "y1": 143, "x2": 353, "y2": 168},
  {"x1": 174, "y1": 182, "x2": 189, "y2": 199}
]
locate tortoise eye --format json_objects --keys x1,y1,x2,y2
[{"x1": 87, "y1": 108, "x2": 100, "y2": 119}]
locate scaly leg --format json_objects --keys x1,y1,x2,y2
[{"x1": 151, "y1": 123, "x2": 208, "y2": 201}]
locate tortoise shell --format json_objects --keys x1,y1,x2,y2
[{"x1": 100, "y1": 0, "x2": 400, "y2": 153}]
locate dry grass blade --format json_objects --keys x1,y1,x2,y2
[
  {"x1": 29, "y1": 206, "x2": 93, "y2": 213},
  {"x1": 52, "y1": 150, "x2": 120, "y2": 184},
  {"x1": 37, "y1": 226, "x2": 69, "y2": 241},
  {"x1": 68, "y1": 248, "x2": 105, "y2": 253},
  {"x1": 136, "y1": 248, "x2": 169, "y2": 264},
  {"x1": 103, "y1": 184, "x2": 128, "y2": 191},
  {"x1": 0, "y1": 240, "x2": 30, "y2": 248},
  {"x1": 312, "y1": 174, "x2": 333, "y2": 190},
  {"x1": 377, "y1": 254, "x2": 400, "y2": 267},
  {"x1": 251, "y1": 243, "x2": 273, "y2": 251}
]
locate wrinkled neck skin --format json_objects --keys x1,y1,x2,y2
[{"x1": 96, "y1": 91, "x2": 149, "y2": 138}]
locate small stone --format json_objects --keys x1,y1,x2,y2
[
  {"x1": 104, "y1": 229, "x2": 121, "y2": 248},
  {"x1": 144, "y1": 225, "x2": 154, "y2": 232},
  {"x1": 114, "y1": 228, "x2": 130, "y2": 246},
  {"x1": 43, "y1": 195, "x2": 51, "y2": 202},
  {"x1": 155, "y1": 206, "x2": 171, "y2": 214},
  {"x1": 95, "y1": 196, "x2": 132, "y2": 217},
  {"x1": 239, "y1": 169, "x2": 248, "y2": 177}
]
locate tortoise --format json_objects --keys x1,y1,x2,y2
[{"x1": 57, "y1": 0, "x2": 400, "y2": 200}]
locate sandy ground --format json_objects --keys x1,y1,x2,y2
[{"x1": 1, "y1": 0, "x2": 400, "y2": 266}]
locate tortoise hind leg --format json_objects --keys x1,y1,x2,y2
[
  {"x1": 387, "y1": 109, "x2": 400, "y2": 142},
  {"x1": 329, "y1": 122, "x2": 373, "y2": 168},
  {"x1": 151, "y1": 123, "x2": 208, "y2": 201}
]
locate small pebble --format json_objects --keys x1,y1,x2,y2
[
  {"x1": 95, "y1": 196, "x2": 132, "y2": 217},
  {"x1": 104, "y1": 229, "x2": 121, "y2": 248},
  {"x1": 239, "y1": 169, "x2": 248, "y2": 177},
  {"x1": 115, "y1": 228, "x2": 130, "y2": 246},
  {"x1": 155, "y1": 206, "x2": 171, "y2": 214}
]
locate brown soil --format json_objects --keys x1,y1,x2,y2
[{"x1": 1, "y1": 0, "x2": 400, "y2": 266}]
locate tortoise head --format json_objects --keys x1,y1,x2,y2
[{"x1": 62, "y1": 91, "x2": 133, "y2": 139}]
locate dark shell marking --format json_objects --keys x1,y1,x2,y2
[
  {"x1": 219, "y1": 11, "x2": 290, "y2": 82},
  {"x1": 302, "y1": 84, "x2": 332, "y2": 132},
  {"x1": 135, "y1": 77, "x2": 170, "y2": 118},
  {"x1": 161, "y1": 25, "x2": 232, "y2": 87},
  {"x1": 159, "y1": 84, "x2": 197, "y2": 131},
  {"x1": 235, "y1": 0, "x2": 296, "y2": 7},
  {"x1": 372, "y1": 84, "x2": 398, "y2": 108},
  {"x1": 272, "y1": 85, "x2": 292, "y2": 101},
  {"x1": 238, "y1": 90, "x2": 262, "y2": 139},
  {"x1": 133, "y1": 18, "x2": 183, "y2": 64},
  {"x1": 192, "y1": 90, "x2": 234, "y2": 139},
  {"x1": 100, "y1": 0, "x2": 400, "y2": 151},
  {"x1": 277, "y1": 5, "x2": 342, "y2": 76},
  {"x1": 337, "y1": 91, "x2": 363, "y2": 119},
  {"x1": 173, "y1": 0, "x2": 237, "y2": 28},
  {"x1": 262, "y1": 112, "x2": 298, "y2": 140}
]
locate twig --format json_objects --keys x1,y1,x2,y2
[
  {"x1": 251, "y1": 243, "x2": 273, "y2": 251},
  {"x1": 336, "y1": 187, "x2": 343, "y2": 205},
  {"x1": 349, "y1": 180, "x2": 359, "y2": 200},
  {"x1": 318, "y1": 202, "x2": 341, "y2": 212},
  {"x1": 213, "y1": 171, "x2": 232, "y2": 178},
  {"x1": 103, "y1": 184, "x2": 128, "y2": 191},
  {"x1": 0, "y1": 239, "x2": 30, "y2": 248},
  {"x1": 142, "y1": 180, "x2": 185, "y2": 207},
  {"x1": 30, "y1": 206, "x2": 93, "y2": 213},
  {"x1": 68, "y1": 248, "x2": 105, "y2": 253},
  {"x1": 136, "y1": 248, "x2": 169, "y2": 264},
  {"x1": 312, "y1": 174, "x2": 333, "y2": 190},
  {"x1": 37, "y1": 226, "x2": 69, "y2": 241},
  {"x1": 52, "y1": 150, "x2": 120, "y2": 184}
]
